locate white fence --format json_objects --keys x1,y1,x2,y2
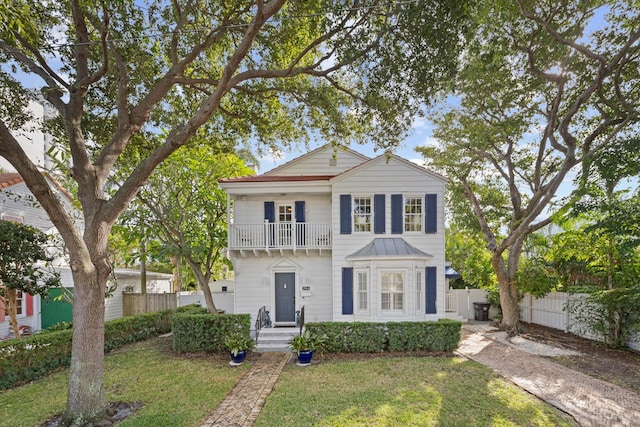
[{"x1": 177, "y1": 291, "x2": 234, "y2": 314}]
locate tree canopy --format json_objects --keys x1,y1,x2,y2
[
  {"x1": 0, "y1": 1, "x2": 472, "y2": 423},
  {"x1": 419, "y1": 0, "x2": 640, "y2": 332}
]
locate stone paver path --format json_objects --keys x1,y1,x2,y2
[
  {"x1": 458, "y1": 326, "x2": 640, "y2": 427},
  {"x1": 200, "y1": 352, "x2": 289, "y2": 427}
]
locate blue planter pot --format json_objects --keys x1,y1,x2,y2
[
  {"x1": 229, "y1": 350, "x2": 247, "y2": 365},
  {"x1": 297, "y1": 350, "x2": 313, "y2": 365}
]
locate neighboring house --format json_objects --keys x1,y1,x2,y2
[
  {"x1": 219, "y1": 145, "x2": 449, "y2": 328},
  {"x1": 0, "y1": 173, "x2": 171, "y2": 336}
]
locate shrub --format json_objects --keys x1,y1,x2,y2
[
  {"x1": 172, "y1": 313, "x2": 250, "y2": 353},
  {"x1": 306, "y1": 319, "x2": 461, "y2": 353},
  {"x1": 0, "y1": 310, "x2": 173, "y2": 390},
  {"x1": 176, "y1": 303, "x2": 209, "y2": 315}
]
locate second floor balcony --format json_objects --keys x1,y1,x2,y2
[{"x1": 228, "y1": 222, "x2": 332, "y2": 255}]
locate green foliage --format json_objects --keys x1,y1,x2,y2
[
  {"x1": 0, "y1": 310, "x2": 173, "y2": 390},
  {"x1": 0, "y1": 220, "x2": 61, "y2": 297},
  {"x1": 445, "y1": 227, "x2": 497, "y2": 289},
  {"x1": 224, "y1": 332, "x2": 255, "y2": 357},
  {"x1": 42, "y1": 321, "x2": 73, "y2": 333},
  {"x1": 288, "y1": 331, "x2": 328, "y2": 356},
  {"x1": 172, "y1": 313, "x2": 250, "y2": 353},
  {"x1": 175, "y1": 303, "x2": 209, "y2": 315},
  {"x1": 305, "y1": 320, "x2": 461, "y2": 353}
]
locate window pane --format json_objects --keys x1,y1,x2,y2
[{"x1": 404, "y1": 197, "x2": 422, "y2": 232}]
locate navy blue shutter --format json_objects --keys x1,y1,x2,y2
[
  {"x1": 425, "y1": 194, "x2": 437, "y2": 234},
  {"x1": 391, "y1": 194, "x2": 403, "y2": 234},
  {"x1": 295, "y1": 201, "x2": 305, "y2": 222},
  {"x1": 340, "y1": 195, "x2": 352, "y2": 235},
  {"x1": 295, "y1": 201, "x2": 306, "y2": 245},
  {"x1": 264, "y1": 201, "x2": 275, "y2": 222},
  {"x1": 264, "y1": 202, "x2": 275, "y2": 246},
  {"x1": 425, "y1": 266, "x2": 437, "y2": 314},
  {"x1": 374, "y1": 194, "x2": 385, "y2": 234},
  {"x1": 342, "y1": 267, "x2": 354, "y2": 315}
]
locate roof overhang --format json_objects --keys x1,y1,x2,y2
[{"x1": 346, "y1": 238, "x2": 433, "y2": 261}]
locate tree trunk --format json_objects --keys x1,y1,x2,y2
[
  {"x1": 185, "y1": 259, "x2": 218, "y2": 314},
  {"x1": 6, "y1": 289, "x2": 20, "y2": 339},
  {"x1": 492, "y1": 242, "x2": 524, "y2": 335},
  {"x1": 63, "y1": 252, "x2": 111, "y2": 425}
]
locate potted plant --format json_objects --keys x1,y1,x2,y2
[
  {"x1": 288, "y1": 330, "x2": 326, "y2": 366},
  {"x1": 224, "y1": 332, "x2": 255, "y2": 366}
]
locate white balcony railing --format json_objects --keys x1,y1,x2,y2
[{"x1": 229, "y1": 222, "x2": 331, "y2": 250}]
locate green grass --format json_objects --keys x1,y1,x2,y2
[
  {"x1": 0, "y1": 337, "x2": 248, "y2": 427},
  {"x1": 254, "y1": 357, "x2": 578, "y2": 427},
  {"x1": 0, "y1": 340, "x2": 578, "y2": 427}
]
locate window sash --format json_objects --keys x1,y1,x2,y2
[
  {"x1": 416, "y1": 271, "x2": 423, "y2": 312},
  {"x1": 404, "y1": 197, "x2": 423, "y2": 232},
  {"x1": 357, "y1": 271, "x2": 368, "y2": 312},
  {"x1": 353, "y1": 197, "x2": 372, "y2": 232},
  {"x1": 381, "y1": 272, "x2": 404, "y2": 311}
]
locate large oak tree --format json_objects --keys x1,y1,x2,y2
[
  {"x1": 419, "y1": 0, "x2": 640, "y2": 333},
  {"x1": 0, "y1": 1, "x2": 470, "y2": 423}
]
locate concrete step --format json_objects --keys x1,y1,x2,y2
[{"x1": 256, "y1": 327, "x2": 299, "y2": 353}]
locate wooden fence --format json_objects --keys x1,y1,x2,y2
[{"x1": 122, "y1": 292, "x2": 177, "y2": 317}]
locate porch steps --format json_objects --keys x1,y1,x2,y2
[{"x1": 255, "y1": 327, "x2": 300, "y2": 353}]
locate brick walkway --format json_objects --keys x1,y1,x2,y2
[
  {"x1": 458, "y1": 325, "x2": 640, "y2": 427},
  {"x1": 200, "y1": 352, "x2": 290, "y2": 427},
  {"x1": 200, "y1": 327, "x2": 640, "y2": 427}
]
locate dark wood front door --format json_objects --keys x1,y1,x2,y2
[{"x1": 275, "y1": 272, "x2": 295, "y2": 323}]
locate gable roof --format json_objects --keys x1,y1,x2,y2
[
  {"x1": 262, "y1": 144, "x2": 370, "y2": 176},
  {"x1": 346, "y1": 237, "x2": 433, "y2": 261},
  {"x1": 329, "y1": 153, "x2": 448, "y2": 184}
]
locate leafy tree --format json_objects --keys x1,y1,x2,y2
[
  {"x1": 562, "y1": 137, "x2": 640, "y2": 347},
  {"x1": 0, "y1": 220, "x2": 61, "y2": 338},
  {"x1": 0, "y1": 1, "x2": 471, "y2": 422},
  {"x1": 418, "y1": 0, "x2": 640, "y2": 333},
  {"x1": 131, "y1": 148, "x2": 253, "y2": 313},
  {"x1": 445, "y1": 227, "x2": 496, "y2": 290}
]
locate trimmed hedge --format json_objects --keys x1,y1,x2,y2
[
  {"x1": 0, "y1": 310, "x2": 173, "y2": 390},
  {"x1": 305, "y1": 319, "x2": 462, "y2": 353},
  {"x1": 172, "y1": 313, "x2": 251, "y2": 353}
]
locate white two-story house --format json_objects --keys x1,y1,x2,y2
[{"x1": 220, "y1": 145, "x2": 448, "y2": 327}]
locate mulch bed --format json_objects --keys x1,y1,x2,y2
[{"x1": 518, "y1": 322, "x2": 640, "y2": 394}]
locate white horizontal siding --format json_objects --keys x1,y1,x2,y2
[
  {"x1": 232, "y1": 194, "x2": 331, "y2": 225},
  {"x1": 330, "y1": 157, "x2": 447, "y2": 321},
  {"x1": 232, "y1": 254, "x2": 333, "y2": 327},
  {"x1": 264, "y1": 146, "x2": 367, "y2": 176}
]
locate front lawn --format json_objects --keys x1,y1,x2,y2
[
  {"x1": 0, "y1": 336, "x2": 248, "y2": 427},
  {"x1": 255, "y1": 356, "x2": 577, "y2": 427},
  {"x1": 0, "y1": 338, "x2": 577, "y2": 427}
]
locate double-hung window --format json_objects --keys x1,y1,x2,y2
[
  {"x1": 356, "y1": 270, "x2": 369, "y2": 313},
  {"x1": 416, "y1": 270, "x2": 423, "y2": 313},
  {"x1": 381, "y1": 272, "x2": 404, "y2": 311},
  {"x1": 353, "y1": 197, "x2": 372, "y2": 232},
  {"x1": 404, "y1": 196, "x2": 422, "y2": 232}
]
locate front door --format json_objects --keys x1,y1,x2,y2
[{"x1": 275, "y1": 272, "x2": 295, "y2": 323}]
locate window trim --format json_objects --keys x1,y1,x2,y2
[
  {"x1": 352, "y1": 196, "x2": 373, "y2": 233},
  {"x1": 404, "y1": 195, "x2": 423, "y2": 233},
  {"x1": 355, "y1": 269, "x2": 369, "y2": 314},
  {"x1": 415, "y1": 270, "x2": 423, "y2": 313}
]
